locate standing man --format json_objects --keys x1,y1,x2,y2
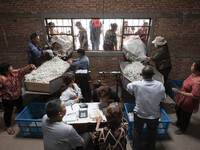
[
  {"x1": 42, "y1": 99, "x2": 86, "y2": 150},
  {"x1": 27, "y1": 33, "x2": 47, "y2": 67},
  {"x1": 68, "y1": 48, "x2": 92, "y2": 102},
  {"x1": 89, "y1": 19, "x2": 102, "y2": 50},
  {"x1": 127, "y1": 66, "x2": 166, "y2": 150},
  {"x1": 75, "y1": 22, "x2": 88, "y2": 50}
]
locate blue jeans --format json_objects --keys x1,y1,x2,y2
[{"x1": 91, "y1": 39, "x2": 100, "y2": 50}]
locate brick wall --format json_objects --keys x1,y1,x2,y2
[
  {"x1": 0, "y1": 0, "x2": 200, "y2": 87},
  {"x1": 153, "y1": 18, "x2": 200, "y2": 79},
  {"x1": 0, "y1": 0, "x2": 200, "y2": 14}
]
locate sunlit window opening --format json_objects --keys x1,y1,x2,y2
[{"x1": 44, "y1": 19, "x2": 150, "y2": 51}]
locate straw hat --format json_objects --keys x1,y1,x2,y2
[{"x1": 152, "y1": 36, "x2": 167, "y2": 46}]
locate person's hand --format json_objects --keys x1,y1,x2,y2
[
  {"x1": 74, "y1": 97, "x2": 79, "y2": 103},
  {"x1": 71, "y1": 58, "x2": 76, "y2": 61},
  {"x1": 96, "y1": 115, "x2": 102, "y2": 124},
  {"x1": 146, "y1": 57, "x2": 151, "y2": 60},
  {"x1": 29, "y1": 64, "x2": 36, "y2": 70},
  {"x1": 43, "y1": 50, "x2": 47, "y2": 53},
  {"x1": 172, "y1": 88, "x2": 181, "y2": 94},
  {"x1": 47, "y1": 49, "x2": 53, "y2": 54},
  {"x1": 67, "y1": 59, "x2": 73, "y2": 64}
]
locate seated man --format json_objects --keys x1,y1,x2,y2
[{"x1": 42, "y1": 99, "x2": 85, "y2": 150}]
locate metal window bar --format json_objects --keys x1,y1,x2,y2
[
  {"x1": 44, "y1": 18, "x2": 151, "y2": 51},
  {"x1": 120, "y1": 19, "x2": 125, "y2": 52},
  {"x1": 45, "y1": 19, "x2": 74, "y2": 43},
  {"x1": 71, "y1": 19, "x2": 75, "y2": 51},
  {"x1": 121, "y1": 19, "x2": 151, "y2": 52}
]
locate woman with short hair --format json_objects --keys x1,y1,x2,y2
[{"x1": 92, "y1": 105, "x2": 128, "y2": 150}]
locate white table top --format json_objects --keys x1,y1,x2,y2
[{"x1": 63, "y1": 102, "x2": 107, "y2": 124}]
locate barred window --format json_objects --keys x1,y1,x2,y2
[{"x1": 44, "y1": 18, "x2": 151, "y2": 51}]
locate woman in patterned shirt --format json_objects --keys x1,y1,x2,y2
[
  {"x1": 0, "y1": 62, "x2": 36, "y2": 135},
  {"x1": 92, "y1": 105, "x2": 128, "y2": 150},
  {"x1": 103, "y1": 23, "x2": 118, "y2": 51}
]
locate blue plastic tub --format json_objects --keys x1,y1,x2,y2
[
  {"x1": 168, "y1": 80, "x2": 184, "y2": 101},
  {"x1": 124, "y1": 103, "x2": 171, "y2": 140},
  {"x1": 15, "y1": 102, "x2": 46, "y2": 138}
]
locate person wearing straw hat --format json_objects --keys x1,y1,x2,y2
[{"x1": 146, "y1": 36, "x2": 172, "y2": 92}]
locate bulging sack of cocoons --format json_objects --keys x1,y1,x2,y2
[{"x1": 25, "y1": 57, "x2": 70, "y2": 83}]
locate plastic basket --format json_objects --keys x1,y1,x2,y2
[
  {"x1": 124, "y1": 103, "x2": 171, "y2": 140},
  {"x1": 168, "y1": 80, "x2": 184, "y2": 101},
  {"x1": 15, "y1": 102, "x2": 46, "y2": 138}
]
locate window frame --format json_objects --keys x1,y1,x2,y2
[{"x1": 43, "y1": 18, "x2": 154, "y2": 56}]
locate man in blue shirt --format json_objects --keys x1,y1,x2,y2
[
  {"x1": 127, "y1": 66, "x2": 166, "y2": 150},
  {"x1": 68, "y1": 49, "x2": 92, "y2": 102},
  {"x1": 27, "y1": 33, "x2": 47, "y2": 67}
]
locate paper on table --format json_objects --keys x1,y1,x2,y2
[
  {"x1": 63, "y1": 112, "x2": 77, "y2": 122},
  {"x1": 66, "y1": 104, "x2": 79, "y2": 115},
  {"x1": 75, "y1": 69, "x2": 87, "y2": 74}
]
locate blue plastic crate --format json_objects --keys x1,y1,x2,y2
[
  {"x1": 168, "y1": 80, "x2": 184, "y2": 101},
  {"x1": 124, "y1": 103, "x2": 171, "y2": 140},
  {"x1": 15, "y1": 102, "x2": 46, "y2": 138}
]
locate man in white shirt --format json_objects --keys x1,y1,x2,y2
[
  {"x1": 127, "y1": 65, "x2": 166, "y2": 150},
  {"x1": 42, "y1": 99, "x2": 84, "y2": 150}
]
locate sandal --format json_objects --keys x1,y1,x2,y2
[{"x1": 6, "y1": 127, "x2": 15, "y2": 135}]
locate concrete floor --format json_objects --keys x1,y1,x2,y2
[{"x1": 0, "y1": 103, "x2": 200, "y2": 150}]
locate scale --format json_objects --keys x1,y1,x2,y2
[{"x1": 79, "y1": 103, "x2": 88, "y2": 118}]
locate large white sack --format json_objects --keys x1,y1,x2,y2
[{"x1": 123, "y1": 36, "x2": 147, "y2": 61}]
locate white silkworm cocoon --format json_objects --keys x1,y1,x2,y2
[
  {"x1": 25, "y1": 57, "x2": 70, "y2": 83},
  {"x1": 123, "y1": 61, "x2": 144, "y2": 81}
]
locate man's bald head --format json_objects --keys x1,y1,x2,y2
[{"x1": 142, "y1": 65, "x2": 155, "y2": 79}]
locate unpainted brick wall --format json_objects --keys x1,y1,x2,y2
[
  {"x1": 0, "y1": 0, "x2": 200, "y2": 14},
  {"x1": 0, "y1": 0, "x2": 200, "y2": 87}
]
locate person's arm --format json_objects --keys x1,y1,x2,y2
[
  {"x1": 172, "y1": 88, "x2": 199, "y2": 99},
  {"x1": 63, "y1": 100, "x2": 75, "y2": 106},
  {"x1": 122, "y1": 115, "x2": 129, "y2": 134},
  {"x1": 114, "y1": 33, "x2": 117, "y2": 50},
  {"x1": 69, "y1": 127, "x2": 84, "y2": 149},
  {"x1": 0, "y1": 79, "x2": 4, "y2": 98},
  {"x1": 111, "y1": 91, "x2": 120, "y2": 102},
  {"x1": 78, "y1": 139, "x2": 84, "y2": 147},
  {"x1": 81, "y1": 39, "x2": 86, "y2": 48},
  {"x1": 81, "y1": 31, "x2": 87, "y2": 48},
  {"x1": 76, "y1": 84, "x2": 83, "y2": 99},
  {"x1": 67, "y1": 58, "x2": 73, "y2": 65},
  {"x1": 22, "y1": 64, "x2": 36, "y2": 73},
  {"x1": 126, "y1": 82, "x2": 136, "y2": 95},
  {"x1": 95, "y1": 116, "x2": 102, "y2": 131}
]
